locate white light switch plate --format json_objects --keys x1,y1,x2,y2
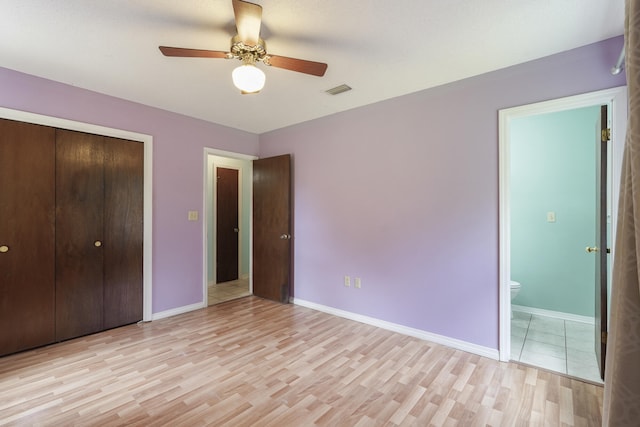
[
  {"x1": 188, "y1": 211, "x2": 199, "y2": 221},
  {"x1": 547, "y1": 211, "x2": 556, "y2": 222}
]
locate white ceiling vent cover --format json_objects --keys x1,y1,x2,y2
[{"x1": 325, "y1": 84, "x2": 352, "y2": 95}]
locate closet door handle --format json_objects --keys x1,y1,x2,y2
[
  {"x1": 0, "y1": 245, "x2": 9, "y2": 253},
  {"x1": 94, "y1": 240, "x2": 102, "y2": 247}
]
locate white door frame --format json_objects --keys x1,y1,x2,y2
[
  {"x1": 0, "y1": 107, "x2": 154, "y2": 321},
  {"x1": 203, "y1": 148, "x2": 257, "y2": 304},
  {"x1": 498, "y1": 86, "x2": 627, "y2": 361}
]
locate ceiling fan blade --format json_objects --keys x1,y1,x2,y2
[
  {"x1": 266, "y1": 55, "x2": 328, "y2": 77},
  {"x1": 159, "y1": 46, "x2": 228, "y2": 58},
  {"x1": 232, "y1": 0, "x2": 262, "y2": 46}
]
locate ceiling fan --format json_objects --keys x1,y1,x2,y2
[{"x1": 159, "y1": 0, "x2": 328, "y2": 94}]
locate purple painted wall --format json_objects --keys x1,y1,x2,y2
[
  {"x1": 259, "y1": 36, "x2": 626, "y2": 349},
  {"x1": 0, "y1": 35, "x2": 626, "y2": 349},
  {"x1": 0, "y1": 67, "x2": 259, "y2": 313}
]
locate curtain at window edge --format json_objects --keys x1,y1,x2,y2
[{"x1": 603, "y1": 0, "x2": 640, "y2": 425}]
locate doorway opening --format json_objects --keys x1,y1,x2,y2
[
  {"x1": 204, "y1": 149, "x2": 256, "y2": 306},
  {"x1": 498, "y1": 87, "x2": 627, "y2": 382}
]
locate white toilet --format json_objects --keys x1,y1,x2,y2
[{"x1": 510, "y1": 280, "x2": 521, "y2": 318}]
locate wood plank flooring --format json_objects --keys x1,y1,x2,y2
[{"x1": 0, "y1": 297, "x2": 603, "y2": 426}]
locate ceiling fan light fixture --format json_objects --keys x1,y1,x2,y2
[
  {"x1": 159, "y1": 1, "x2": 328, "y2": 94},
  {"x1": 232, "y1": 64, "x2": 265, "y2": 93}
]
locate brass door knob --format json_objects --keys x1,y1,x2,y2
[
  {"x1": 585, "y1": 246, "x2": 599, "y2": 253},
  {"x1": 0, "y1": 245, "x2": 8, "y2": 253},
  {"x1": 94, "y1": 241, "x2": 102, "y2": 247}
]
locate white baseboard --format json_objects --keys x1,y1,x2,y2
[
  {"x1": 152, "y1": 301, "x2": 206, "y2": 321},
  {"x1": 292, "y1": 298, "x2": 499, "y2": 360},
  {"x1": 512, "y1": 304, "x2": 595, "y2": 324}
]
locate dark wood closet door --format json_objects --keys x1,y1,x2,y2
[
  {"x1": 216, "y1": 167, "x2": 239, "y2": 283},
  {"x1": 103, "y1": 136, "x2": 144, "y2": 329},
  {"x1": 55, "y1": 129, "x2": 105, "y2": 341},
  {"x1": 0, "y1": 119, "x2": 56, "y2": 356}
]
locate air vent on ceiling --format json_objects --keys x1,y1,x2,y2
[{"x1": 325, "y1": 84, "x2": 352, "y2": 95}]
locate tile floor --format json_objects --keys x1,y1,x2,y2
[
  {"x1": 208, "y1": 278, "x2": 251, "y2": 306},
  {"x1": 511, "y1": 310, "x2": 603, "y2": 384}
]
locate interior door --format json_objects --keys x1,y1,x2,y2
[
  {"x1": 253, "y1": 154, "x2": 291, "y2": 302},
  {"x1": 0, "y1": 119, "x2": 56, "y2": 356},
  {"x1": 55, "y1": 129, "x2": 105, "y2": 341},
  {"x1": 103, "y1": 136, "x2": 144, "y2": 329},
  {"x1": 594, "y1": 104, "x2": 609, "y2": 379},
  {"x1": 216, "y1": 167, "x2": 239, "y2": 283}
]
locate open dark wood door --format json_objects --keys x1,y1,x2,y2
[
  {"x1": 594, "y1": 104, "x2": 609, "y2": 379},
  {"x1": 0, "y1": 119, "x2": 56, "y2": 356},
  {"x1": 253, "y1": 154, "x2": 291, "y2": 303},
  {"x1": 216, "y1": 167, "x2": 239, "y2": 283}
]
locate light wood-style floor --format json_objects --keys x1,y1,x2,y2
[
  {"x1": 0, "y1": 297, "x2": 602, "y2": 426},
  {"x1": 208, "y1": 278, "x2": 251, "y2": 306}
]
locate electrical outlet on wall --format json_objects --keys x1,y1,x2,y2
[
  {"x1": 344, "y1": 276, "x2": 351, "y2": 287},
  {"x1": 355, "y1": 277, "x2": 362, "y2": 288}
]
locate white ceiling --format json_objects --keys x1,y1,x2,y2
[{"x1": 0, "y1": 1, "x2": 624, "y2": 134}]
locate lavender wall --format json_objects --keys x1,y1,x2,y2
[
  {"x1": 0, "y1": 67, "x2": 259, "y2": 313},
  {"x1": 0, "y1": 35, "x2": 626, "y2": 349},
  {"x1": 259, "y1": 37, "x2": 626, "y2": 350}
]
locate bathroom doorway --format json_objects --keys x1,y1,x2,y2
[{"x1": 498, "y1": 87, "x2": 627, "y2": 382}]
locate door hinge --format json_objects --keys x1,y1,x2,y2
[
  {"x1": 602, "y1": 331, "x2": 608, "y2": 344},
  {"x1": 601, "y1": 128, "x2": 611, "y2": 142}
]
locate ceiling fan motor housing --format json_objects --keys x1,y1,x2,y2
[{"x1": 229, "y1": 35, "x2": 271, "y2": 65}]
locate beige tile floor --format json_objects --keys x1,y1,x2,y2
[
  {"x1": 511, "y1": 310, "x2": 603, "y2": 384},
  {"x1": 208, "y1": 278, "x2": 251, "y2": 306}
]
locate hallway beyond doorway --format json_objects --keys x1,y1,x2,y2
[{"x1": 208, "y1": 278, "x2": 250, "y2": 305}]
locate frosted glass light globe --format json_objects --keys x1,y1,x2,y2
[{"x1": 232, "y1": 64, "x2": 266, "y2": 93}]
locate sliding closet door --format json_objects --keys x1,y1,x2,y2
[
  {"x1": 55, "y1": 129, "x2": 105, "y2": 341},
  {"x1": 0, "y1": 119, "x2": 56, "y2": 356},
  {"x1": 103, "y1": 137, "x2": 144, "y2": 329}
]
